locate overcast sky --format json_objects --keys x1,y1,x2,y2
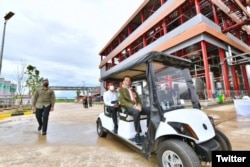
[{"x1": 0, "y1": 0, "x2": 143, "y2": 98}]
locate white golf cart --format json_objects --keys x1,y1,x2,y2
[{"x1": 96, "y1": 51, "x2": 231, "y2": 167}]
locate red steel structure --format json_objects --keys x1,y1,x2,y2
[{"x1": 98, "y1": 0, "x2": 250, "y2": 99}]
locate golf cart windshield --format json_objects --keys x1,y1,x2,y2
[{"x1": 153, "y1": 63, "x2": 195, "y2": 112}]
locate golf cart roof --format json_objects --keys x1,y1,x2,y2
[{"x1": 101, "y1": 51, "x2": 192, "y2": 81}]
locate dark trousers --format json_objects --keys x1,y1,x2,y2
[
  {"x1": 108, "y1": 106, "x2": 118, "y2": 131},
  {"x1": 35, "y1": 105, "x2": 51, "y2": 132},
  {"x1": 84, "y1": 102, "x2": 88, "y2": 108},
  {"x1": 127, "y1": 106, "x2": 150, "y2": 134}
]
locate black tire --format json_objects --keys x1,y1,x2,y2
[
  {"x1": 96, "y1": 119, "x2": 107, "y2": 137},
  {"x1": 215, "y1": 129, "x2": 232, "y2": 150},
  {"x1": 157, "y1": 139, "x2": 200, "y2": 167}
]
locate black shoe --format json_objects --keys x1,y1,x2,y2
[
  {"x1": 134, "y1": 134, "x2": 141, "y2": 145},
  {"x1": 113, "y1": 129, "x2": 118, "y2": 134},
  {"x1": 38, "y1": 126, "x2": 42, "y2": 131},
  {"x1": 42, "y1": 131, "x2": 46, "y2": 135}
]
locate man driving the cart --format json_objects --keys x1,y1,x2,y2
[{"x1": 118, "y1": 76, "x2": 150, "y2": 145}]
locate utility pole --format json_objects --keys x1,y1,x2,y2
[{"x1": 0, "y1": 11, "x2": 15, "y2": 75}]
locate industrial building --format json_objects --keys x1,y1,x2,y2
[{"x1": 98, "y1": 0, "x2": 250, "y2": 100}]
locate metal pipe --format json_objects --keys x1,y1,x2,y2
[
  {"x1": 222, "y1": 18, "x2": 250, "y2": 33},
  {"x1": 219, "y1": 48, "x2": 231, "y2": 97},
  {"x1": 201, "y1": 41, "x2": 213, "y2": 98},
  {"x1": 211, "y1": 0, "x2": 250, "y2": 34},
  {"x1": 235, "y1": 0, "x2": 250, "y2": 18}
]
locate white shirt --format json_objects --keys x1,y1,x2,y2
[{"x1": 103, "y1": 90, "x2": 118, "y2": 106}]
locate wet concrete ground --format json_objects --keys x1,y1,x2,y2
[
  {"x1": 0, "y1": 103, "x2": 249, "y2": 167},
  {"x1": 204, "y1": 104, "x2": 250, "y2": 151}
]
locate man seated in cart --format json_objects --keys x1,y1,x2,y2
[
  {"x1": 103, "y1": 82, "x2": 119, "y2": 134},
  {"x1": 118, "y1": 76, "x2": 150, "y2": 145}
]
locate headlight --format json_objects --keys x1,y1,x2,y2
[{"x1": 168, "y1": 122, "x2": 199, "y2": 140}]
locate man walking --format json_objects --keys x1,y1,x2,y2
[{"x1": 32, "y1": 79, "x2": 55, "y2": 135}]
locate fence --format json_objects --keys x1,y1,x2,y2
[
  {"x1": 0, "y1": 95, "x2": 15, "y2": 110},
  {"x1": 0, "y1": 95, "x2": 32, "y2": 111}
]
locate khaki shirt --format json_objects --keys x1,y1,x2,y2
[
  {"x1": 32, "y1": 88, "x2": 55, "y2": 109},
  {"x1": 118, "y1": 87, "x2": 142, "y2": 108}
]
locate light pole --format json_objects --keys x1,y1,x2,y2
[{"x1": 0, "y1": 11, "x2": 15, "y2": 75}]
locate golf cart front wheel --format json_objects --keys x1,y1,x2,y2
[
  {"x1": 215, "y1": 129, "x2": 232, "y2": 150},
  {"x1": 157, "y1": 139, "x2": 200, "y2": 167}
]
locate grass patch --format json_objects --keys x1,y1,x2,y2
[{"x1": 24, "y1": 111, "x2": 33, "y2": 115}]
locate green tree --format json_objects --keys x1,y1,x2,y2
[{"x1": 25, "y1": 65, "x2": 43, "y2": 95}]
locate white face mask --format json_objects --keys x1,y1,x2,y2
[{"x1": 109, "y1": 85, "x2": 115, "y2": 91}]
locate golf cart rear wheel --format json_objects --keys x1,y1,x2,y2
[
  {"x1": 97, "y1": 119, "x2": 107, "y2": 137},
  {"x1": 215, "y1": 129, "x2": 232, "y2": 150},
  {"x1": 157, "y1": 139, "x2": 200, "y2": 167}
]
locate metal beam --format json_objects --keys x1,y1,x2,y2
[{"x1": 49, "y1": 86, "x2": 100, "y2": 92}]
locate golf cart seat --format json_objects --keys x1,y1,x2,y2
[{"x1": 119, "y1": 106, "x2": 147, "y2": 121}]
